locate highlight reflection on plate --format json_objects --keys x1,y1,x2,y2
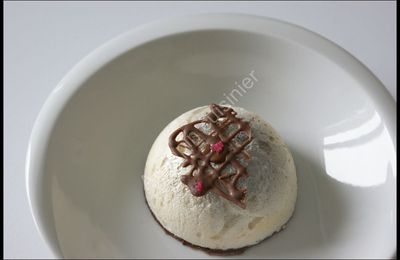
[
  {"x1": 323, "y1": 110, "x2": 395, "y2": 187},
  {"x1": 26, "y1": 14, "x2": 396, "y2": 259}
]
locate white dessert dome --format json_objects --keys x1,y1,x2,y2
[{"x1": 144, "y1": 104, "x2": 297, "y2": 252}]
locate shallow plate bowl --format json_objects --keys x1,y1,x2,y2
[{"x1": 26, "y1": 14, "x2": 396, "y2": 259}]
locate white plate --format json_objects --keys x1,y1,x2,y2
[{"x1": 26, "y1": 14, "x2": 396, "y2": 259}]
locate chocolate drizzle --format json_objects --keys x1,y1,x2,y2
[{"x1": 168, "y1": 104, "x2": 253, "y2": 208}]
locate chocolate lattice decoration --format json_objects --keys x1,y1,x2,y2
[{"x1": 168, "y1": 104, "x2": 253, "y2": 208}]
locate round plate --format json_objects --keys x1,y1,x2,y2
[{"x1": 26, "y1": 14, "x2": 396, "y2": 258}]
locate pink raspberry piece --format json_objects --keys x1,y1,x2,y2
[
  {"x1": 211, "y1": 141, "x2": 224, "y2": 153},
  {"x1": 195, "y1": 180, "x2": 203, "y2": 193}
]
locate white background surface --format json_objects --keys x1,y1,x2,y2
[{"x1": 4, "y1": 1, "x2": 396, "y2": 259}]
